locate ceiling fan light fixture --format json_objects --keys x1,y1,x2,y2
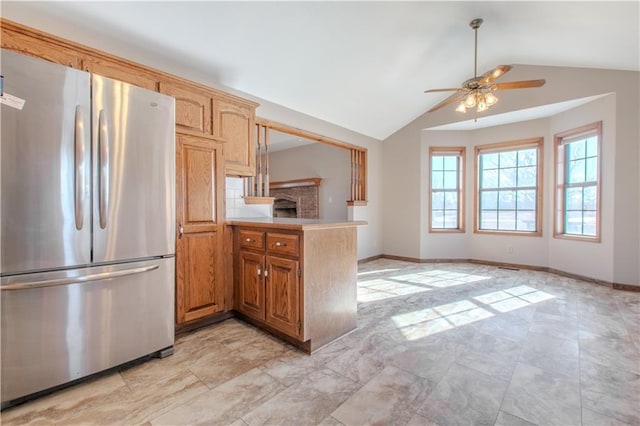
[
  {"x1": 455, "y1": 102, "x2": 467, "y2": 113},
  {"x1": 464, "y1": 93, "x2": 477, "y2": 108},
  {"x1": 485, "y1": 92, "x2": 498, "y2": 106}
]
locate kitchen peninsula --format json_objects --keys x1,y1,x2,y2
[{"x1": 229, "y1": 218, "x2": 366, "y2": 353}]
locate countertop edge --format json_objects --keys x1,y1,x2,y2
[{"x1": 226, "y1": 219, "x2": 367, "y2": 230}]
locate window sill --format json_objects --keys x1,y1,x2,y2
[{"x1": 474, "y1": 229, "x2": 542, "y2": 237}]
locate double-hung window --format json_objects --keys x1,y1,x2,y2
[
  {"x1": 554, "y1": 122, "x2": 602, "y2": 241},
  {"x1": 429, "y1": 147, "x2": 465, "y2": 232},
  {"x1": 475, "y1": 138, "x2": 543, "y2": 235}
]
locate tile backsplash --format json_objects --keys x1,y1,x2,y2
[{"x1": 225, "y1": 177, "x2": 273, "y2": 219}]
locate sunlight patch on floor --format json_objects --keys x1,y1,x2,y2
[
  {"x1": 473, "y1": 285, "x2": 555, "y2": 313},
  {"x1": 391, "y1": 285, "x2": 556, "y2": 340},
  {"x1": 357, "y1": 268, "x2": 400, "y2": 277},
  {"x1": 389, "y1": 270, "x2": 491, "y2": 288}
]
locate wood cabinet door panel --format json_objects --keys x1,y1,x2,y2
[
  {"x1": 214, "y1": 99, "x2": 254, "y2": 176},
  {"x1": 236, "y1": 251, "x2": 266, "y2": 321},
  {"x1": 175, "y1": 135, "x2": 225, "y2": 325},
  {"x1": 266, "y1": 256, "x2": 300, "y2": 337},
  {"x1": 177, "y1": 231, "x2": 224, "y2": 323},
  {"x1": 160, "y1": 82, "x2": 212, "y2": 135}
]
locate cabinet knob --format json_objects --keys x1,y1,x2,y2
[
  {"x1": 275, "y1": 242, "x2": 287, "y2": 247},
  {"x1": 178, "y1": 223, "x2": 184, "y2": 238},
  {"x1": 245, "y1": 238, "x2": 254, "y2": 243},
  {"x1": 257, "y1": 267, "x2": 261, "y2": 276}
]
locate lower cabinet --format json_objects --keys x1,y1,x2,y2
[
  {"x1": 233, "y1": 223, "x2": 359, "y2": 353},
  {"x1": 236, "y1": 230, "x2": 301, "y2": 338}
]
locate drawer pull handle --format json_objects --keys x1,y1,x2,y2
[
  {"x1": 245, "y1": 238, "x2": 254, "y2": 243},
  {"x1": 275, "y1": 242, "x2": 287, "y2": 247},
  {"x1": 257, "y1": 267, "x2": 262, "y2": 276}
]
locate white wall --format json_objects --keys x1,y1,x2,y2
[
  {"x1": 384, "y1": 65, "x2": 639, "y2": 285},
  {"x1": 268, "y1": 143, "x2": 351, "y2": 221}
]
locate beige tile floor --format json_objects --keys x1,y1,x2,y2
[{"x1": 2, "y1": 259, "x2": 639, "y2": 425}]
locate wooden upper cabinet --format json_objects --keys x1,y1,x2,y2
[
  {"x1": 81, "y1": 57, "x2": 157, "y2": 91},
  {"x1": 213, "y1": 99, "x2": 255, "y2": 176},
  {"x1": 1, "y1": 25, "x2": 79, "y2": 68},
  {"x1": 159, "y1": 81, "x2": 212, "y2": 135}
]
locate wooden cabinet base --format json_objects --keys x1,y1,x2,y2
[{"x1": 232, "y1": 222, "x2": 360, "y2": 353}]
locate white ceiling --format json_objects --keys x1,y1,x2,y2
[{"x1": 3, "y1": 1, "x2": 638, "y2": 140}]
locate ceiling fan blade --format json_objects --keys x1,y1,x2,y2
[
  {"x1": 424, "y1": 88, "x2": 464, "y2": 93},
  {"x1": 479, "y1": 65, "x2": 512, "y2": 85},
  {"x1": 491, "y1": 79, "x2": 546, "y2": 90},
  {"x1": 427, "y1": 90, "x2": 468, "y2": 113}
]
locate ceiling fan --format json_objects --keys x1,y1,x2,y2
[{"x1": 425, "y1": 18, "x2": 545, "y2": 114}]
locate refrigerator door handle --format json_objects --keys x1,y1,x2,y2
[
  {"x1": 1, "y1": 264, "x2": 159, "y2": 291},
  {"x1": 98, "y1": 109, "x2": 109, "y2": 229},
  {"x1": 74, "y1": 105, "x2": 86, "y2": 230}
]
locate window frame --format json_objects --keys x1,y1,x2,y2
[
  {"x1": 553, "y1": 121, "x2": 602, "y2": 242},
  {"x1": 429, "y1": 146, "x2": 466, "y2": 233},
  {"x1": 474, "y1": 138, "x2": 544, "y2": 236}
]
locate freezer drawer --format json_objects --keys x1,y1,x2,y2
[{"x1": 0, "y1": 258, "x2": 175, "y2": 405}]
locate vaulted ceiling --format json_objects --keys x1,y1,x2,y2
[{"x1": 3, "y1": 1, "x2": 638, "y2": 140}]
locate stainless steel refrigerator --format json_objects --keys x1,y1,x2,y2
[{"x1": 0, "y1": 49, "x2": 176, "y2": 407}]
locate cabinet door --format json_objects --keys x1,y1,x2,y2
[
  {"x1": 213, "y1": 99, "x2": 255, "y2": 176},
  {"x1": 159, "y1": 81, "x2": 212, "y2": 135},
  {"x1": 176, "y1": 135, "x2": 225, "y2": 324},
  {"x1": 265, "y1": 256, "x2": 300, "y2": 337},
  {"x1": 236, "y1": 251, "x2": 266, "y2": 321}
]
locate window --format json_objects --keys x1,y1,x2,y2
[
  {"x1": 429, "y1": 147, "x2": 465, "y2": 232},
  {"x1": 475, "y1": 138, "x2": 543, "y2": 235},
  {"x1": 554, "y1": 122, "x2": 602, "y2": 241}
]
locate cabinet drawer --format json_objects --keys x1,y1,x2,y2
[
  {"x1": 267, "y1": 233, "x2": 299, "y2": 257},
  {"x1": 238, "y1": 230, "x2": 265, "y2": 250}
]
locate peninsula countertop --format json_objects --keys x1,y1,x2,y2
[{"x1": 227, "y1": 217, "x2": 367, "y2": 231}]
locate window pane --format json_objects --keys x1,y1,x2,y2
[
  {"x1": 565, "y1": 187, "x2": 583, "y2": 211},
  {"x1": 565, "y1": 211, "x2": 583, "y2": 235},
  {"x1": 432, "y1": 192, "x2": 445, "y2": 210},
  {"x1": 585, "y1": 157, "x2": 597, "y2": 182},
  {"x1": 583, "y1": 211, "x2": 597, "y2": 236},
  {"x1": 432, "y1": 156, "x2": 444, "y2": 171},
  {"x1": 482, "y1": 153, "x2": 499, "y2": 170},
  {"x1": 432, "y1": 210, "x2": 444, "y2": 229},
  {"x1": 583, "y1": 186, "x2": 597, "y2": 211},
  {"x1": 481, "y1": 190, "x2": 498, "y2": 210},
  {"x1": 568, "y1": 140, "x2": 586, "y2": 160},
  {"x1": 444, "y1": 192, "x2": 458, "y2": 210},
  {"x1": 517, "y1": 190, "x2": 536, "y2": 210},
  {"x1": 517, "y1": 166, "x2": 537, "y2": 187},
  {"x1": 498, "y1": 190, "x2": 516, "y2": 210},
  {"x1": 443, "y1": 171, "x2": 457, "y2": 189},
  {"x1": 482, "y1": 169, "x2": 498, "y2": 189},
  {"x1": 500, "y1": 151, "x2": 517, "y2": 168},
  {"x1": 517, "y1": 210, "x2": 536, "y2": 231},
  {"x1": 444, "y1": 211, "x2": 458, "y2": 229},
  {"x1": 518, "y1": 149, "x2": 537, "y2": 167},
  {"x1": 586, "y1": 137, "x2": 598, "y2": 157},
  {"x1": 432, "y1": 170, "x2": 444, "y2": 189},
  {"x1": 567, "y1": 159, "x2": 585, "y2": 183},
  {"x1": 480, "y1": 210, "x2": 497, "y2": 229},
  {"x1": 498, "y1": 210, "x2": 516, "y2": 230},
  {"x1": 443, "y1": 156, "x2": 457, "y2": 171},
  {"x1": 499, "y1": 167, "x2": 517, "y2": 188}
]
